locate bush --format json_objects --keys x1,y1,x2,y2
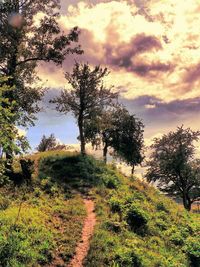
[
  {"x1": 156, "y1": 201, "x2": 169, "y2": 213},
  {"x1": 125, "y1": 203, "x2": 149, "y2": 232},
  {"x1": 109, "y1": 196, "x2": 123, "y2": 213},
  {"x1": 102, "y1": 173, "x2": 120, "y2": 189},
  {"x1": 184, "y1": 236, "x2": 200, "y2": 267},
  {"x1": 20, "y1": 159, "x2": 34, "y2": 181},
  {"x1": 169, "y1": 231, "x2": 185, "y2": 246},
  {"x1": 114, "y1": 247, "x2": 142, "y2": 267}
]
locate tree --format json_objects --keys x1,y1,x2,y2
[
  {"x1": 84, "y1": 107, "x2": 116, "y2": 163},
  {"x1": 112, "y1": 109, "x2": 144, "y2": 174},
  {"x1": 0, "y1": 0, "x2": 82, "y2": 160},
  {"x1": 0, "y1": 76, "x2": 29, "y2": 176},
  {"x1": 51, "y1": 63, "x2": 118, "y2": 155},
  {"x1": 146, "y1": 126, "x2": 200, "y2": 211},
  {"x1": 85, "y1": 105, "x2": 144, "y2": 169},
  {"x1": 36, "y1": 134, "x2": 57, "y2": 152}
]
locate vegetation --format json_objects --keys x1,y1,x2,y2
[
  {"x1": 0, "y1": 152, "x2": 199, "y2": 266},
  {"x1": 85, "y1": 104, "x2": 144, "y2": 170},
  {"x1": 146, "y1": 126, "x2": 200, "y2": 211},
  {"x1": 0, "y1": 152, "x2": 86, "y2": 266},
  {"x1": 0, "y1": 2, "x2": 199, "y2": 266},
  {"x1": 0, "y1": 0, "x2": 82, "y2": 162},
  {"x1": 36, "y1": 134, "x2": 58, "y2": 152},
  {"x1": 51, "y1": 62, "x2": 118, "y2": 155},
  {"x1": 0, "y1": 77, "x2": 30, "y2": 177}
]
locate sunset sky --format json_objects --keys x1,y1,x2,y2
[{"x1": 26, "y1": 0, "x2": 200, "y2": 154}]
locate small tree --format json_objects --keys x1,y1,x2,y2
[
  {"x1": 51, "y1": 63, "x2": 117, "y2": 155},
  {"x1": 112, "y1": 110, "x2": 144, "y2": 174},
  {"x1": 36, "y1": 134, "x2": 57, "y2": 152},
  {"x1": 85, "y1": 105, "x2": 144, "y2": 169},
  {"x1": 146, "y1": 126, "x2": 200, "y2": 211},
  {"x1": 84, "y1": 107, "x2": 116, "y2": 163}
]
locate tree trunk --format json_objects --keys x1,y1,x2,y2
[
  {"x1": 78, "y1": 115, "x2": 86, "y2": 155},
  {"x1": 183, "y1": 193, "x2": 192, "y2": 211},
  {"x1": 131, "y1": 165, "x2": 135, "y2": 175},
  {"x1": 103, "y1": 143, "x2": 108, "y2": 163}
]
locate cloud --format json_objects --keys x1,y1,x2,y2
[
  {"x1": 183, "y1": 62, "x2": 200, "y2": 84},
  {"x1": 104, "y1": 33, "x2": 173, "y2": 77},
  {"x1": 36, "y1": 0, "x2": 200, "y2": 103},
  {"x1": 16, "y1": 127, "x2": 27, "y2": 137}
]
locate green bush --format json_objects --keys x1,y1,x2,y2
[
  {"x1": 102, "y1": 173, "x2": 120, "y2": 189},
  {"x1": 184, "y1": 236, "x2": 200, "y2": 267},
  {"x1": 114, "y1": 247, "x2": 142, "y2": 267},
  {"x1": 156, "y1": 201, "x2": 169, "y2": 213},
  {"x1": 126, "y1": 203, "x2": 149, "y2": 232},
  {"x1": 109, "y1": 196, "x2": 123, "y2": 213}
]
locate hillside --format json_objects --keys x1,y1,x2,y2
[{"x1": 0, "y1": 151, "x2": 199, "y2": 267}]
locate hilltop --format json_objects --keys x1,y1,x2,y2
[{"x1": 0, "y1": 151, "x2": 199, "y2": 267}]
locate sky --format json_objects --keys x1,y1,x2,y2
[{"x1": 25, "y1": 0, "x2": 200, "y2": 155}]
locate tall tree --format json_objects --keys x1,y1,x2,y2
[
  {"x1": 36, "y1": 134, "x2": 57, "y2": 152},
  {"x1": 51, "y1": 63, "x2": 117, "y2": 155},
  {"x1": 0, "y1": 76, "x2": 29, "y2": 176},
  {"x1": 0, "y1": 0, "x2": 82, "y2": 159},
  {"x1": 146, "y1": 126, "x2": 200, "y2": 211}
]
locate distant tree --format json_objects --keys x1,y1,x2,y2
[
  {"x1": 51, "y1": 63, "x2": 117, "y2": 155},
  {"x1": 84, "y1": 107, "x2": 117, "y2": 163},
  {"x1": 36, "y1": 134, "x2": 57, "y2": 152},
  {"x1": 85, "y1": 105, "x2": 144, "y2": 170},
  {"x1": 0, "y1": 0, "x2": 82, "y2": 161},
  {"x1": 146, "y1": 126, "x2": 200, "y2": 211},
  {"x1": 112, "y1": 109, "x2": 144, "y2": 174}
]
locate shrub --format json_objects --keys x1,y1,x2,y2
[
  {"x1": 114, "y1": 247, "x2": 142, "y2": 267},
  {"x1": 156, "y1": 201, "x2": 169, "y2": 213},
  {"x1": 169, "y1": 231, "x2": 185, "y2": 246},
  {"x1": 109, "y1": 196, "x2": 123, "y2": 213},
  {"x1": 184, "y1": 236, "x2": 200, "y2": 267},
  {"x1": 102, "y1": 173, "x2": 120, "y2": 189},
  {"x1": 125, "y1": 203, "x2": 149, "y2": 232},
  {"x1": 20, "y1": 159, "x2": 34, "y2": 181}
]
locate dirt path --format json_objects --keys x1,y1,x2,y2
[{"x1": 68, "y1": 199, "x2": 96, "y2": 267}]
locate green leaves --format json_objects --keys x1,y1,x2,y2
[
  {"x1": 0, "y1": 77, "x2": 30, "y2": 177},
  {"x1": 146, "y1": 126, "x2": 200, "y2": 210}
]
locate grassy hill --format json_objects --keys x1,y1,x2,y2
[{"x1": 0, "y1": 151, "x2": 199, "y2": 267}]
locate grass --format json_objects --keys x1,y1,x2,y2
[
  {"x1": 0, "y1": 150, "x2": 199, "y2": 266},
  {"x1": 0, "y1": 152, "x2": 86, "y2": 266}
]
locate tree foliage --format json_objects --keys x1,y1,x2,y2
[
  {"x1": 146, "y1": 126, "x2": 200, "y2": 211},
  {"x1": 0, "y1": 0, "x2": 82, "y2": 126},
  {"x1": 51, "y1": 62, "x2": 118, "y2": 154},
  {"x1": 0, "y1": 76, "x2": 29, "y2": 177},
  {"x1": 85, "y1": 105, "x2": 144, "y2": 170},
  {"x1": 36, "y1": 134, "x2": 58, "y2": 152}
]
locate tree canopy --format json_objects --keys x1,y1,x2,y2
[
  {"x1": 146, "y1": 126, "x2": 200, "y2": 211},
  {"x1": 0, "y1": 76, "x2": 29, "y2": 176},
  {"x1": 36, "y1": 134, "x2": 58, "y2": 152},
  {"x1": 0, "y1": 0, "x2": 82, "y2": 126},
  {"x1": 51, "y1": 62, "x2": 118, "y2": 155},
  {"x1": 85, "y1": 104, "x2": 144, "y2": 170}
]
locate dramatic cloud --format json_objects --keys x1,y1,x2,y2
[
  {"x1": 30, "y1": 0, "x2": 200, "y2": 157},
  {"x1": 104, "y1": 33, "x2": 173, "y2": 77}
]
